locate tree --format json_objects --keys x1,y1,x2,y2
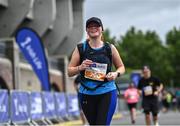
[
  {"x1": 102, "y1": 26, "x2": 176, "y2": 86},
  {"x1": 103, "y1": 29, "x2": 116, "y2": 45},
  {"x1": 166, "y1": 27, "x2": 180, "y2": 86}
]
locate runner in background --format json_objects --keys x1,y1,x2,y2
[
  {"x1": 175, "y1": 88, "x2": 180, "y2": 111},
  {"x1": 124, "y1": 81, "x2": 139, "y2": 124},
  {"x1": 138, "y1": 65, "x2": 163, "y2": 126},
  {"x1": 73, "y1": 75, "x2": 87, "y2": 125}
]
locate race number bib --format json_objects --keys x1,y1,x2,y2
[
  {"x1": 84, "y1": 62, "x2": 107, "y2": 81},
  {"x1": 144, "y1": 86, "x2": 153, "y2": 96},
  {"x1": 128, "y1": 94, "x2": 135, "y2": 99}
]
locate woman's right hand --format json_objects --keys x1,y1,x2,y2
[{"x1": 79, "y1": 59, "x2": 93, "y2": 71}]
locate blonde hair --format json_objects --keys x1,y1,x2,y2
[{"x1": 86, "y1": 33, "x2": 104, "y2": 42}]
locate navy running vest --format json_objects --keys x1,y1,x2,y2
[{"x1": 77, "y1": 41, "x2": 112, "y2": 90}]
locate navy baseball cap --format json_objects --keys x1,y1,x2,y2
[{"x1": 86, "y1": 17, "x2": 104, "y2": 31}]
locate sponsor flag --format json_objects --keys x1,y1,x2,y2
[{"x1": 15, "y1": 27, "x2": 50, "y2": 91}]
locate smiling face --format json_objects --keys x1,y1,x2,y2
[
  {"x1": 86, "y1": 22, "x2": 102, "y2": 38},
  {"x1": 142, "y1": 66, "x2": 151, "y2": 78}
]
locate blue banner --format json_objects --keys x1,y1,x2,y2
[
  {"x1": 10, "y1": 91, "x2": 29, "y2": 123},
  {"x1": 54, "y1": 93, "x2": 68, "y2": 118},
  {"x1": 67, "y1": 94, "x2": 79, "y2": 116},
  {"x1": 15, "y1": 28, "x2": 50, "y2": 91},
  {"x1": 42, "y1": 92, "x2": 56, "y2": 118},
  {"x1": 30, "y1": 92, "x2": 43, "y2": 120},
  {"x1": 0, "y1": 90, "x2": 9, "y2": 123},
  {"x1": 130, "y1": 72, "x2": 141, "y2": 87}
]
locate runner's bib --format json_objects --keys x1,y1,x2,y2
[
  {"x1": 128, "y1": 94, "x2": 135, "y2": 99},
  {"x1": 143, "y1": 86, "x2": 153, "y2": 96},
  {"x1": 85, "y1": 62, "x2": 107, "y2": 81}
]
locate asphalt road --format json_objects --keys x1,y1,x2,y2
[{"x1": 111, "y1": 111, "x2": 180, "y2": 125}]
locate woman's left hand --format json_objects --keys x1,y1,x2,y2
[{"x1": 106, "y1": 72, "x2": 118, "y2": 81}]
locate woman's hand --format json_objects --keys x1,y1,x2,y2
[
  {"x1": 106, "y1": 72, "x2": 118, "y2": 81},
  {"x1": 154, "y1": 91, "x2": 159, "y2": 96},
  {"x1": 79, "y1": 59, "x2": 93, "y2": 71}
]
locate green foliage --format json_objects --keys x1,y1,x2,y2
[
  {"x1": 103, "y1": 29, "x2": 116, "y2": 45},
  {"x1": 166, "y1": 27, "x2": 180, "y2": 86},
  {"x1": 103, "y1": 26, "x2": 180, "y2": 87}
]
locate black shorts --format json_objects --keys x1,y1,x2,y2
[
  {"x1": 142, "y1": 98, "x2": 159, "y2": 116},
  {"x1": 127, "y1": 103, "x2": 137, "y2": 110},
  {"x1": 78, "y1": 90, "x2": 117, "y2": 125}
]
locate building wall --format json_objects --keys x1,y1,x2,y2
[
  {"x1": 0, "y1": 0, "x2": 84, "y2": 92},
  {"x1": 0, "y1": 57, "x2": 13, "y2": 90},
  {"x1": 19, "y1": 63, "x2": 41, "y2": 91},
  {"x1": 19, "y1": 63, "x2": 63, "y2": 92},
  {"x1": 0, "y1": 0, "x2": 84, "y2": 56}
]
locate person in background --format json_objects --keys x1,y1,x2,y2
[
  {"x1": 73, "y1": 75, "x2": 87, "y2": 125},
  {"x1": 124, "y1": 81, "x2": 139, "y2": 124},
  {"x1": 138, "y1": 66, "x2": 163, "y2": 126},
  {"x1": 161, "y1": 90, "x2": 168, "y2": 112},
  {"x1": 68, "y1": 17, "x2": 125, "y2": 125},
  {"x1": 175, "y1": 88, "x2": 180, "y2": 111},
  {"x1": 165, "y1": 91, "x2": 172, "y2": 111},
  {"x1": 171, "y1": 92, "x2": 177, "y2": 111}
]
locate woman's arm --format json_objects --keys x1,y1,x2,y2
[
  {"x1": 68, "y1": 47, "x2": 81, "y2": 77},
  {"x1": 68, "y1": 46, "x2": 93, "y2": 77},
  {"x1": 111, "y1": 44, "x2": 125, "y2": 75},
  {"x1": 106, "y1": 44, "x2": 125, "y2": 80}
]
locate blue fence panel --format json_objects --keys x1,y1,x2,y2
[
  {"x1": 42, "y1": 92, "x2": 56, "y2": 119},
  {"x1": 0, "y1": 90, "x2": 9, "y2": 123},
  {"x1": 30, "y1": 92, "x2": 43, "y2": 120},
  {"x1": 67, "y1": 94, "x2": 79, "y2": 117},
  {"x1": 54, "y1": 93, "x2": 68, "y2": 118},
  {"x1": 10, "y1": 91, "x2": 29, "y2": 123}
]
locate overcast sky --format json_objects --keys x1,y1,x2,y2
[{"x1": 83, "y1": 0, "x2": 180, "y2": 42}]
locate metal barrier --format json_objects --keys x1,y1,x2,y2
[
  {"x1": 0, "y1": 90, "x2": 10, "y2": 124},
  {"x1": 0, "y1": 89, "x2": 122, "y2": 125},
  {"x1": 0, "y1": 90, "x2": 81, "y2": 125}
]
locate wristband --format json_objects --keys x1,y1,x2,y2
[{"x1": 117, "y1": 72, "x2": 121, "y2": 77}]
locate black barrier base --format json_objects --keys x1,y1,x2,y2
[
  {"x1": 31, "y1": 120, "x2": 50, "y2": 126},
  {"x1": 44, "y1": 119, "x2": 53, "y2": 125},
  {"x1": 0, "y1": 123, "x2": 11, "y2": 126},
  {"x1": 49, "y1": 118, "x2": 60, "y2": 124},
  {"x1": 10, "y1": 122, "x2": 33, "y2": 126}
]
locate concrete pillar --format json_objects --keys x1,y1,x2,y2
[
  {"x1": 19, "y1": 0, "x2": 55, "y2": 37},
  {"x1": 42, "y1": 0, "x2": 73, "y2": 55},
  {"x1": 0, "y1": 0, "x2": 31, "y2": 37},
  {"x1": 54, "y1": 0, "x2": 84, "y2": 56}
]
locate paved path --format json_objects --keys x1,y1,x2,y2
[
  {"x1": 55, "y1": 111, "x2": 180, "y2": 126},
  {"x1": 111, "y1": 111, "x2": 180, "y2": 125}
]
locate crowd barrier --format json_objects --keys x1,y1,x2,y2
[
  {"x1": 0, "y1": 90, "x2": 80, "y2": 125},
  {"x1": 0, "y1": 89, "x2": 120, "y2": 125}
]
